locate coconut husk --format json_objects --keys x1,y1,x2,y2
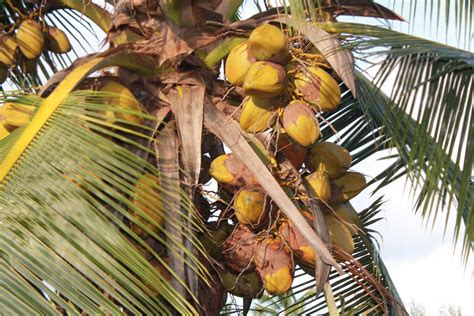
[
  {"x1": 210, "y1": 153, "x2": 258, "y2": 192},
  {"x1": 254, "y1": 237, "x2": 294, "y2": 295},
  {"x1": 223, "y1": 224, "x2": 258, "y2": 273},
  {"x1": 278, "y1": 216, "x2": 318, "y2": 267}
]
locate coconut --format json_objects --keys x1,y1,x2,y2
[
  {"x1": 276, "y1": 132, "x2": 308, "y2": 169},
  {"x1": 100, "y1": 81, "x2": 143, "y2": 124},
  {"x1": 293, "y1": 67, "x2": 341, "y2": 112},
  {"x1": 306, "y1": 141, "x2": 351, "y2": 179},
  {"x1": 282, "y1": 100, "x2": 320, "y2": 147},
  {"x1": 129, "y1": 173, "x2": 164, "y2": 238},
  {"x1": 254, "y1": 237, "x2": 294, "y2": 295},
  {"x1": 46, "y1": 27, "x2": 72, "y2": 54},
  {"x1": 16, "y1": 19, "x2": 45, "y2": 59},
  {"x1": 324, "y1": 213, "x2": 354, "y2": 255},
  {"x1": 334, "y1": 203, "x2": 361, "y2": 236},
  {"x1": 306, "y1": 171, "x2": 332, "y2": 203},
  {"x1": 0, "y1": 35, "x2": 18, "y2": 66},
  {"x1": 247, "y1": 23, "x2": 288, "y2": 62},
  {"x1": 225, "y1": 41, "x2": 256, "y2": 85},
  {"x1": 233, "y1": 186, "x2": 270, "y2": 227},
  {"x1": 2, "y1": 102, "x2": 35, "y2": 131},
  {"x1": 333, "y1": 172, "x2": 366, "y2": 202},
  {"x1": 239, "y1": 96, "x2": 277, "y2": 133},
  {"x1": 218, "y1": 269, "x2": 263, "y2": 298},
  {"x1": 209, "y1": 153, "x2": 258, "y2": 192},
  {"x1": 223, "y1": 224, "x2": 257, "y2": 273},
  {"x1": 0, "y1": 107, "x2": 10, "y2": 140},
  {"x1": 278, "y1": 218, "x2": 317, "y2": 266},
  {"x1": 243, "y1": 61, "x2": 287, "y2": 98}
]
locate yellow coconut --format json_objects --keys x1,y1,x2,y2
[
  {"x1": 0, "y1": 107, "x2": 10, "y2": 140},
  {"x1": 293, "y1": 67, "x2": 341, "y2": 112},
  {"x1": 233, "y1": 187, "x2": 268, "y2": 226},
  {"x1": 243, "y1": 61, "x2": 287, "y2": 98},
  {"x1": 334, "y1": 203, "x2": 361, "y2": 236},
  {"x1": 278, "y1": 219, "x2": 317, "y2": 266},
  {"x1": 16, "y1": 19, "x2": 45, "y2": 59},
  {"x1": 130, "y1": 173, "x2": 164, "y2": 238},
  {"x1": 209, "y1": 154, "x2": 235, "y2": 184},
  {"x1": 225, "y1": 41, "x2": 256, "y2": 85},
  {"x1": 306, "y1": 171, "x2": 331, "y2": 203},
  {"x1": 263, "y1": 266, "x2": 293, "y2": 295},
  {"x1": 46, "y1": 27, "x2": 72, "y2": 54},
  {"x1": 282, "y1": 100, "x2": 320, "y2": 147},
  {"x1": 0, "y1": 35, "x2": 18, "y2": 66},
  {"x1": 239, "y1": 97, "x2": 277, "y2": 133},
  {"x1": 247, "y1": 23, "x2": 287, "y2": 61},
  {"x1": 209, "y1": 153, "x2": 257, "y2": 191},
  {"x1": 2, "y1": 102, "x2": 35, "y2": 130},
  {"x1": 306, "y1": 141, "x2": 351, "y2": 179},
  {"x1": 255, "y1": 237, "x2": 294, "y2": 295},
  {"x1": 325, "y1": 213, "x2": 354, "y2": 255},
  {"x1": 334, "y1": 172, "x2": 366, "y2": 201},
  {"x1": 0, "y1": 123, "x2": 9, "y2": 140},
  {"x1": 100, "y1": 81, "x2": 143, "y2": 124}
]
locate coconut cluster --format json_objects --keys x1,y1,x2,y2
[
  {"x1": 206, "y1": 23, "x2": 367, "y2": 297},
  {"x1": 0, "y1": 19, "x2": 72, "y2": 84}
]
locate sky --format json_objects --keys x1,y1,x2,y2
[{"x1": 3, "y1": 1, "x2": 472, "y2": 314}]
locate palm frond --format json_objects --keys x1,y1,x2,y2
[
  {"x1": 311, "y1": 23, "x2": 473, "y2": 258},
  {"x1": 0, "y1": 86, "x2": 208, "y2": 314},
  {"x1": 388, "y1": 0, "x2": 472, "y2": 49}
]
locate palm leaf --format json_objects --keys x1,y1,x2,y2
[{"x1": 0, "y1": 55, "x2": 209, "y2": 314}]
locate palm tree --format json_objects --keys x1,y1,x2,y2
[{"x1": 0, "y1": 0, "x2": 471, "y2": 314}]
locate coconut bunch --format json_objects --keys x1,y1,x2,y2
[
  {"x1": 202, "y1": 22, "x2": 369, "y2": 297},
  {"x1": 0, "y1": 18, "x2": 71, "y2": 83}
]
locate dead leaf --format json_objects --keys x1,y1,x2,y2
[
  {"x1": 168, "y1": 83, "x2": 205, "y2": 186},
  {"x1": 154, "y1": 122, "x2": 186, "y2": 297},
  {"x1": 327, "y1": 1, "x2": 404, "y2": 21},
  {"x1": 303, "y1": 179, "x2": 331, "y2": 297}
]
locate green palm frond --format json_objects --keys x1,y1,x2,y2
[
  {"x1": 389, "y1": 0, "x2": 472, "y2": 49},
  {"x1": 308, "y1": 23, "x2": 473, "y2": 258},
  {"x1": 0, "y1": 86, "x2": 208, "y2": 314}
]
